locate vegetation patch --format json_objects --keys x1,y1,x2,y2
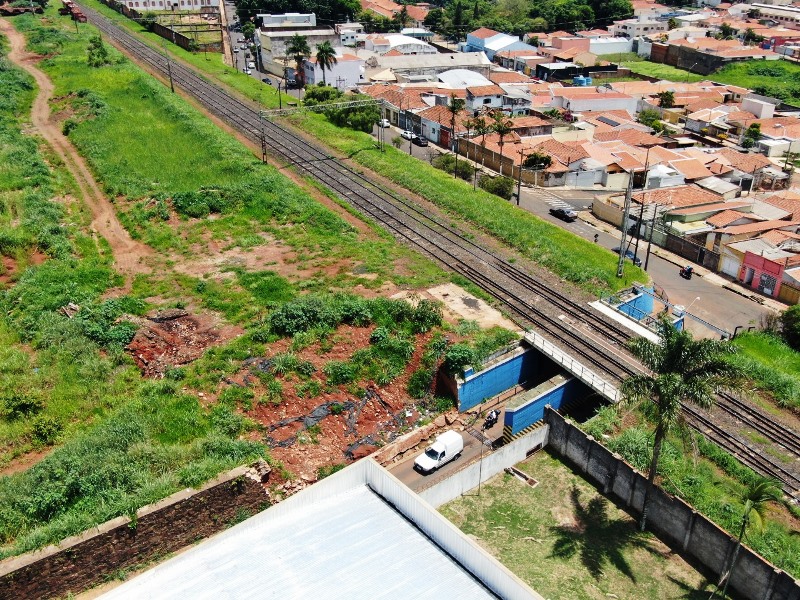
[
  {"x1": 729, "y1": 331, "x2": 800, "y2": 413},
  {"x1": 440, "y1": 451, "x2": 716, "y2": 599}
]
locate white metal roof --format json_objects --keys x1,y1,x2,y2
[
  {"x1": 438, "y1": 68, "x2": 492, "y2": 88},
  {"x1": 100, "y1": 459, "x2": 539, "y2": 599}
]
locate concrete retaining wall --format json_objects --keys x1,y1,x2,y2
[
  {"x1": 0, "y1": 464, "x2": 270, "y2": 600},
  {"x1": 544, "y1": 407, "x2": 800, "y2": 600},
  {"x1": 504, "y1": 377, "x2": 587, "y2": 436},
  {"x1": 419, "y1": 425, "x2": 549, "y2": 508}
]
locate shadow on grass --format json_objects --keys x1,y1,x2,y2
[
  {"x1": 549, "y1": 486, "x2": 655, "y2": 582},
  {"x1": 666, "y1": 575, "x2": 722, "y2": 600}
]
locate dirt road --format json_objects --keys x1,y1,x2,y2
[{"x1": 0, "y1": 18, "x2": 151, "y2": 278}]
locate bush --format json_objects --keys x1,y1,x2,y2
[
  {"x1": 1, "y1": 395, "x2": 44, "y2": 420},
  {"x1": 411, "y1": 299, "x2": 443, "y2": 333},
  {"x1": 442, "y1": 344, "x2": 475, "y2": 374},
  {"x1": 323, "y1": 361, "x2": 356, "y2": 385},
  {"x1": 781, "y1": 305, "x2": 800, "y2": 351},
  {"x1": 478, "y1": 176, "x2": 514, "y2": 200},
  {"x1": 407, "y1": 368, "x2": 434, "y2": 398},
  {"x1": 30, "y1": 416, "x2": 62, "y2": 447},
  {"x1": 431, "y1": 154, "x2": 474, "y2": 181},
  {"x1": 369, "y1": 326, "x2": 390, "y2": 345}
]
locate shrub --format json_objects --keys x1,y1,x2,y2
[
  {"x1": 218, "y1": 387, "x2": 254, "y2": 410},
  {"x1": 317, "y1": 463, "x2": 346, "y2": 480},
  {"x1": 296, "y1": 380, "x2": 321, "y2": 398},
  {"x1": 268, "y1": 296, "x2": 340, "y2": 336},
  {"x1": 369, "y1": 326, "x2": 390, "y2": 345},
  {"x1": 411, "y1": 299, "x2": 443, "y2": 333},
  {"x1": 431, "y1": 154, "x2": 474, "y2": 181},
  {"x1": 478, "y1": 176, "x2": 514, "y2": 200},
  {"x1": 30, "y1": 416, "x2": 62, "y2": 447},
  {"x1": 442, "y1": 344, "x2": 475, "y2": 374},
  {"x1": 407, "y1": 368, "x2": 434, "y2": 398},
  {"x1": 323, "y1": 361, "x2": 357, "y2": 385},
  {"x1": 210, "y1": 405, "x2": 246, "y2": 437},
  {"x1": 329, "y1": 403, "x2": 344, "y2": 415},
  {"x1": 1, "y1": 395, "x2": 44, "y2": 420},
  {"x1": 271, "y1": 352, "x2": 299, "y2": 375},
  {"x1": 781, "y1": 305, "x2": 800, "y2": 351}
]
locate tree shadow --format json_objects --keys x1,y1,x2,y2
[
  {"x1": 666, "y1": 574, "x2": 721, "y2": 600},
  {"x1": 549, "y1": 486, "x2": 654, "y2": 582}
]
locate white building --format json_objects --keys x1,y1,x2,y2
[
  {"x1": 336, "y1": 22, "x2": 364, "y2": 46},
  {"x1": 258, "y1": 27, "x2": 338, "y2": 76},
  {"x1": 609, "y1": 17, "x2": 668, "y2": 39},
  {"x1": 258, "y1": 12, "x2": 316, "y2": 27},
  {"x1": 363, "y1": 33, "x2": 437, "y2": 55},
  {"x1": 118, "y1": 0, "x2": 217, "y2": 10},
  {"x1": 588, "y1": 37, "x2": 634, "y2": 55},
  {"x1": 304, "y1": 52, "x2": 365, "y2": 88}
]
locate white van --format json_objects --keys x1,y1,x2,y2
[{"x1": 414, "y1": 430, "x2": 464, "y2": 474}]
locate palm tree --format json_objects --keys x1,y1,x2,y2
[
  {"x1": 315, "y1": 41, "x2": 338, "y2": 86},
  {"x1": 446, "y1": 93, "x2": 465, "y2": 179},
  {"x1": 472, "y1": 113, "x2": 490, "y2": 188},
  {"x1": 711, "y1": 477, "x2": 782, "y2": 599},
  {"x1": 621, "y1": 318, "x2": 743, "y2": 532},
  {"x1": 491, "y1": 110, "x2": 513, "y2": 177},
  {"x1": 286, "y1": 34, "x2": 310, "y2": 88}
]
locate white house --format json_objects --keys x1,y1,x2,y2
[
  {"x1": 363, "y1": 33, "x2": 437, "y2": 55},
  {"x1": 465, "y1": 84, "x2": 505, "y2": 112},
  {"x1": 589, "y1": 37, "x2": 634, "y2": 55},
  {"x1": 609, "y1": 17, "x2": 668, "y2": 39},
  {"x1": 119, "y1": 0, "x2": 217, "y2": 10},
  {"x1": 336, "y1": 22, "x2": 364, "y2": 46},
  {"x1": 304, "y1": 53, "x2": 364, "y2": 88},
  {"x1": 464, "y1": 27, "x2": 532, "y2": 60}
]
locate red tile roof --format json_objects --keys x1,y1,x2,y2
[
  {"x1": 716, "y1": 148, "x2": 772, "y2": 174},
  {"x1": 594, "y1": 129, "x2": 663, "y2": 147},
  {"x1": 669, "y1": 158, "x2": 714, "y2": 181},
  {"x1": 488, "y1": 71, "x2": 532, "y2": 84},
  {"x1": 718, "y1": 219, "x2": 800, "y2": 235},
  {"x1": 633, "y1": 185, "x2": 720, "y2": 208},
  {"x1": 467, "y1": 84, "x2": 505, "y2": 97},
  {"x1": 706, "y1": 209, "x2": 751, "y2": 227},
  {"x1": 470, "y1": 27, "x2": 501, "y2": 40}
]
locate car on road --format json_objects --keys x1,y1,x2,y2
[
  {"x1": 377, "y1": 118, "x2": 391, "y2": 128},
  {"x1": 247, "y1": 61, "x2": 256, "y2": 69},
  {"x1": 400, "y1": 130, "x2": 417, "y2": 140},
  {"x1": 233, "y1": 46, "x2": 239, "y2": 53},
  {"x1": 612, "y1": 246, "x2": 642, "y2": 267},
  {"x1": 412, "y1": 136, "x2": 429, "y2": 146},
  {"x1": 413, "y1": 431, "x2": 463, "y2": 474},
  {"x1": 549, "y1": 207, "x2": 578, "y2": 222},
  {"x1": 262, "y1": 77, "x2": 272, "y2": 84},
  {"x1": 242, "y1": 68, "x2": 252, "y2": 75},
  {"x1": 286, "y1": 79, "x2": 298, "y2": 89}
]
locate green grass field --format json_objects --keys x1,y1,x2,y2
[
  {"x1": 621, "y1": 60, "x2": 706, "y2": 83},
  {"x1": 730, "y1": 331, "x2": 800, "y2": 412},
  {"x1": 713, "y1": 60, "x2": 800, "y2": 105},
  {"x1": 441, "y1": 451, "x2": 718, "y2": 599}
]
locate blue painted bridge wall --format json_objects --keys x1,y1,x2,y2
[
  {"x1": 505, "y1": 377, "x2": 590, "y2": 435},
  {"x1": 457, "y1": 349, "x2": 539, "y2": 412}
]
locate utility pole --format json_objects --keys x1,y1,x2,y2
[
  {"x1": 516, "y1": 148, "x2": 525, "y2": 206},
  {"x1": 259, "y1": 111, "x2": 267, "y2": 164},
  {"x1": 162, "y1": 41, "x2": 175, "y2": 93},
  {"x1": 617, "y1": 172, "x2": 634, "y2": 278}
]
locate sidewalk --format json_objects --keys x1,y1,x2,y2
[{"x1": 579, "y1": 210, "x2": 787, "y2": 313}]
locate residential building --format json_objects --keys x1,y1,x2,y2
[
  {"x1": 304, "y1": 53, "x2": 364, "y2": 88},
  {"x1": 258, "y1": 26, "x2": 338, "y2": 77},
  {"x1": 464, "y1": 27, "x2": 531, "y2": 60},
  {"x1": 119, "y1": 0, "x2": 216, "y2": 10},
  {"x1": 364, "y1": 33, "x2": 436, "y2": 55},
  {"x1": 609, "y1": 16, "x2": 668, "y2": 39},
  {"x1": 751, "y1": 3, "x2": 800, "y2": 29},
  {"x1": 336, "y1": 22, "x2": 364, "y2": 46}
]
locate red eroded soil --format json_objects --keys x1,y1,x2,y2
[
  {"x1": 228, "y1": 325, "x2": 438, "y2": 481},
  {"x1": 126, "y1": 309, "x2": 243, "y2": 377}
]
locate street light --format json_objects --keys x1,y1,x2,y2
[{"x1": 687, "y1": 296, "x2": 701, "y2": 313}]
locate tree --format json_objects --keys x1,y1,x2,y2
[
  {"x1": 620, "y1": 318, "x2": 744, "y2": 532},
  {"x1": 424, "y1": 8, "x2": 446, "y2": 33},
  {"x1": 744, "y1": 28, "x2": 764, "y2": 44},
  {"x1": 523, "y1": 151, "x2": 552, "y2": 170},
  {"x1": 491, "y1": 110, "x2": 513, "y2": 177},
  {"x1": 781, "y1": 305, "x2": 800, "y2": 350},
  {"x1": 718, "y1": 22, "x2": 735, "y2": 40},
  {"x1": 393, "y1": 5, "x2": 412, "y2": 29},
  {"x1": 304, "y1": 86, "x2": 380, "y2": 132},
  {"x1": 242, "y1": 21, "x2": 256, "y2": 41},
  {"x1": 86, "y1": 35, "x2": 111, "y2": 68},
  {"x1": 315, "y1": 41, "x2": 338, "y2": 86},
  {"x1": 711, "y1": 477, "x2": 782, "y2": 599},
  {"x1": 657, "y1": 90, "x2": 674, "y2": 109},
  {"x1": 286, "y1": 34, "x2": 311, "y2": 87},
  {"x1": 667, "y1": 17, "x2": 678, "y2": 30},
  {"x1": 638, "y1": 108, "x2": 663, "y2": 133},
  {"x1": 447, "y1": 93, "x2": 466, "y2": 179}
]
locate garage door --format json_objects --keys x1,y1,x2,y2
[{"x1": 720, "y1": 255, "x2": 740, "y2": 278}]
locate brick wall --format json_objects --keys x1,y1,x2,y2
[
  {"x1": 545, "y1": 408, "x2": 800, "y2": 600},
  {"x1": 0, "y1": 464, "x2": 269, "y2": 600}
]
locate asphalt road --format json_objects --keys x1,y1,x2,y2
[{"x1": 390, "y1": 421, "x2": 503, "y2": 492}]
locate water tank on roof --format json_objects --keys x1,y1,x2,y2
[{"x1": 573, "y1": 76, "x2": 587, "y2": 86}]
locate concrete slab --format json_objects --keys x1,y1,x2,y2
[{"x1": 589, "y1": 300, "x2": 660, "y2": 343}]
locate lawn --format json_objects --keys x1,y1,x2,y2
[
  {"x1": 440, "y1": 451, "x2": 717, "y2": 600},
  {"x1": 729, "y1": 331, "x2": 800, "y2": 412},
  {"x1": 713, "y1": 60, "x2": 800, "y2": 105},
  {"x1": 621, "y1": 60, "x2": 706, "y2": 83}
]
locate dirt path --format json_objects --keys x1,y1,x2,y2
[{"x1": 0, "y1": 18, "x2": 151, "y2": 278}]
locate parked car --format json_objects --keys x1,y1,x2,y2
[
  {"x1": 247, "y1": 61, "x2": 256, "y2": 69},
  {"x1": 377, "y1": 118, "x2": 391, "y2": 128},
  {"x1": 233, "y1": 46, "x2": 240, "y2": 53},
  {"x1": 412, "y1": 136, "x2": 429, "y2": 147},
  {"x1": 400, "y1": 130, "x2": 417, "y2": 140},
  {"x1": 413, "y1": 431, "x2": 464, "y2": 474},
  {"x1": 286, "y1": 79, "x2": 298, "y2": 89},
  {"x1": 242, "y1": 68, "x2": 252, "y2": 75},
  {"x1": 549, "y1": 207, "x2": 578, "y2": 222},
  {"x1": 262, "y1": 77, "x2": 272, "y2": 85},
  {"x1": 612, "y1": 246, "x2": 642, "y2": 267}
]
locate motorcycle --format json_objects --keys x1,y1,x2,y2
[
  {"x1": 679, "y1": 265, "x2": 694, "y2": 280},
  {"x1": 482, "y1": 409, "x2": 500, "y2": 431}
]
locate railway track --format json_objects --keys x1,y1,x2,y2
[{"x1": 73, "y1": 3, "x2": 800, "y2": 497}]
